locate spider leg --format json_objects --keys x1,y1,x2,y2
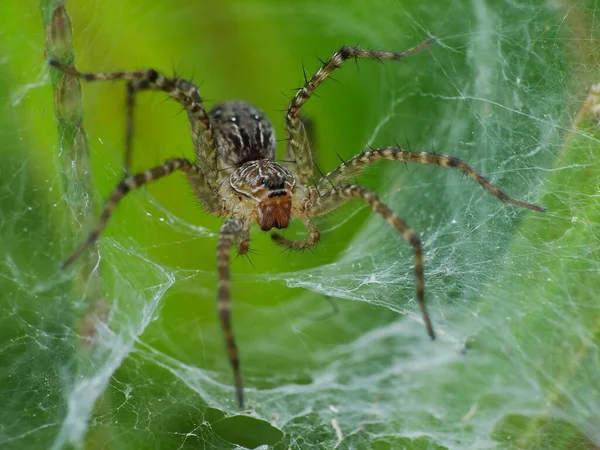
[
  {"x1": 216, "y1": 219, "x2": 246, "y2": 408},
  {"x1": 285, "y1": 38, "x2": 435, "y2": 183},
  {"x1": 309, "y1": 184, "x2": 435, "y2": 340},
  {"x1": 123, "y1": 79, "x2": 150, "y2": 172},
  {"x1": 237, "y1": 226, "x2": 251, "y2": 256},
  {"x1": 317, "y1": 147, "x2": 545, "y2": 212},
  {"x1": 48, "y1": 61, "x2": 218, "y2": 187},
  {"x1": 283, "y1": 115, "x2": 317, "y2": 170},
  {"x1": 271, "y1": 218, "x2": 320, "y2": 250},
  {"x1": 301, "y1": 115, "x2": 318, "y2": 155},
  {"x1": 61, "y1": 158, "x2": 208, "y2": 268}
]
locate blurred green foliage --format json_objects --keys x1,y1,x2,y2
[{"x1": 1, "y1": 0, "x2": 599, "y2": 449}]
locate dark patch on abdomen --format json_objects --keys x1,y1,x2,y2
[{"x1": 209, "y1": 100, "x2": 276, "y2": 167}]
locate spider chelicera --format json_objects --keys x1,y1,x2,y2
[{"x1": 50, "y1": 37, "x2": 544, "y2": 408}]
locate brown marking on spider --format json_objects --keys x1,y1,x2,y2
[{"x1": 49, "y1": 36, "x2": 545, "y2": 409}]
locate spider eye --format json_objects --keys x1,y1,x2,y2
[{"x1": 261, "y1": 176, "x2": 285, "y2": 190}]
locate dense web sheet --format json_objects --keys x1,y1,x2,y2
[{"x1": 1, "y1": 0, "x2": 600, "y2": 449}]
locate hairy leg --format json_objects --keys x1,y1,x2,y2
[
  {"x1": 62, "y1": 158, "x2": 206, "y2": 268},
  {"x1": 49, "y1": 61, "x2": 218, "y2": 186},
  {"x1": 123, "y1": 79, "x2": 150, "y2": 172},
  {"x1": 285, "y1": 38, "x2": 435, "y2": 183},
  {"x1": 271, "y1": 218, "x2": 320, "y2": 250},
  {"x1": 237, "y1": 226, "x2": 251, "y2": 256},
  {"x1": 216, "y1": 219, "x2": 246, "y2": 407},
  {"x1": 317, "y1": 147, "x2": 545, "y2": 212},
  {"x1": 310, "y1": 184, "x2": 435, "y2": 340},
  {"x1": 283, "y1": 115, "x2": 317, "y2": 174}
]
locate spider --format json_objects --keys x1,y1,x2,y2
[{"x1": 50, "y1": 36, "x2": 544, "y2": 409}]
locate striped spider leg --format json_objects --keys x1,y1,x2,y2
[
  {"x1": 273, "y1": 37, "x2": 545, "y2": 341},
  {"x1": 48, "y1": 61, "x2": 218, "y2": 186},
  {"x1": 50, "y1": 60, "x2": 278, "y2": 408},
  {"x1": 302, "y1": 149, "x2": 545, "y2": 340},
  {"x1": 285, "y1": 37, "x2": 436, "y2": 184}
]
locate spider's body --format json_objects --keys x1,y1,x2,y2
[
  {"x1": 227, "y1": 158, "x2": 297, "y2": 231},
  {"x1": 50, "y1": 36, "x2": 544, "y2": 409},
  {"x1": 210, "y1": 100, "x2": 276, "y2": 169},
  {"x1": 208, "y1": 99, "x2": 301, "y2": 232}
]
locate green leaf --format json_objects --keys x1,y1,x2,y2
[{"x1": 1, "y1": 0, "x2": 598, "y2": 449}]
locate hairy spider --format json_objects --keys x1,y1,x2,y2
[{"x1": 50, "y1": 36, "x2": 544, "y2": 408}]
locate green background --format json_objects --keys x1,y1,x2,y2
[{"x1": 1, "y1": 0, "x2": 599, "y2": 449}]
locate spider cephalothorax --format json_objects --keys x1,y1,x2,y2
[
  {"x1": 51, "y1": 36, "x2": 544, "y2": 409},
  {"x1": 209, "y1": 99, "x2": 296, "y2": 231},
  {"x1": 229, "y1": 159, "x2": 295, "y2": 231}
]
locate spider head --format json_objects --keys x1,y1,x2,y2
[{"x1": 230, "y1": 160, "x2": 296, "y2": 231}]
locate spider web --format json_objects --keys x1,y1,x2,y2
[{"x1": 1, "y1": 0, "x2": 600, "y2": 449}]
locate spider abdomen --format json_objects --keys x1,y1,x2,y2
[{"x1": 209, "y1": 100, "x2": 276, "y2": 168}]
